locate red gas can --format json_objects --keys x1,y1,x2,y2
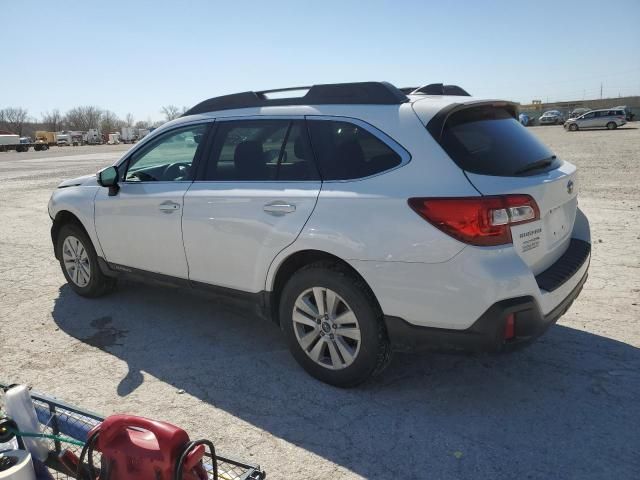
[{"x1": 87, "y1": 415, "x2": 207, "y2": 480}]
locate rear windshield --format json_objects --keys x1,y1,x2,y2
[{"x1": 438, "y1": 106, "x2": 561, "y2": 176}]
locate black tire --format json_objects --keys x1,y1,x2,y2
[
  {"x1": 56, "y1": 223, "x2": 116, "y2": 297},
  {"x1": 569, "y1": 123, "x2": 578, "y2": 131},
  {"x1": 606, "y1": 122, "x2": 617, "y2": 130},
  {"x1": 279, "y1": 262, "x2": 391, "y2": 387}
]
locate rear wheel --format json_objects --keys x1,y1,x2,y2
[
  {"x1": 569, "y1": 123, "x2": 578, "y2": 131},
  {"x1": 279, "y1": 262, "x2": 391, "y2": 387},
  {"x1": 606, "y1": 122, "x2": 617, "y2": 130},
  {"x1": 57, "y1": 224, "x2": 116, "y2": 297}
]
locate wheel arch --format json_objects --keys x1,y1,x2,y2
[
  {"x1": 51, "y1": 210, "x2": 92, "y2": 259},
  {"x1": 267, "y1": 249, "x2": 381, "y2": 325}
]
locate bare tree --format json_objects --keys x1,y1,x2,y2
[
  {"x1": 161, "y1": 105, "x2": 181, "y2": 122},
  {"x1": 125, "y1": 113, "x2": 135, "y2": 127},
  {"x1": 100, "y1": 110, "x2": 122, "y2": 134},
  {"x1": 134, "y1": 120, "x2": 149, "y2": 129},
  {"x1": 0, "y1": 107, "x2": 30, "y2": 135},
  {"x1": 65, "y1": 106, "x2": 102, "y2": 130},
  {"x1": 41, "y1": 109, "x2": 63, "y2": 132}
]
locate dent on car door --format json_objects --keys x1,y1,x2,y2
[
  {"x1": 94, "y1": 123, "x2": 210, "y2": 278},
  {"x1": 182, "y1": 119, "x2": 322, "y2": 292}
]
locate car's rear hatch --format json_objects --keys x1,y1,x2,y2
[{"x1": 413, "y1": 99, "x2": 578, "y2": 275}]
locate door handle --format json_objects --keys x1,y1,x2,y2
[
  {"x1": 263, "y1": 201, "x2": 296, "y2": 215},
  {"x1": 158, "y1": 200, "x2": 181, "y2": 213}
]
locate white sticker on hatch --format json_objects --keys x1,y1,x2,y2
[{"x1": 519, "y1": 227, "x2": 542, "y2": 253}]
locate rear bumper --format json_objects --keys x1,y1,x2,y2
[{"x1": 385, "y1": 267, "x2": 588, "y2": 353}]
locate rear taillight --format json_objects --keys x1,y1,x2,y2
[{"x1": 408, "y1": 195, "x2": 540, "y2": 246}]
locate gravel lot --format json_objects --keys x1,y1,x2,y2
[{"x1": 1, "y1": 126, "x2": 639, "y2": 479}]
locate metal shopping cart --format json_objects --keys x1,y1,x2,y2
[{"x1": 1, "y1": 384, "x2": 265, "y2": 480}]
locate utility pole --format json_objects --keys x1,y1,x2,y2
[{"x1": 600, "y1": 83, "x2": 603, "y2": 99}]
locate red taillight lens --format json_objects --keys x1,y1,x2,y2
[{"x1": 408, "y1": 195, "x2": 540, "y2": 246}]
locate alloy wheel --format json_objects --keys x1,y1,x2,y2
[
  {"x1": 292, "y1": 287, "x2": 361, "y2": 370},
  {"x1": 62, "y1": 235, "x2": 91, "y2": 287}
]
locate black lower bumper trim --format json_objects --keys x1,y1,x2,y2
[
  {"x1": 384, "y1": 268, "x2": 588, "y2": 353},
  {"x1": 535, "y1": 239, "x2": 590, "y2": 292}
]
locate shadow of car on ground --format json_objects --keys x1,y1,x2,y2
[{"x1": 52, "y1": 281, "x2": 640, "y2": 479}]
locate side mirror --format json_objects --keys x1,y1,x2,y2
[{"x1": 97, "y1": 166, "x2": 119, "y2": 196}]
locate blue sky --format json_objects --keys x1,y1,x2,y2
[{"x1": 2, "y1": 0, "x2": 639, "y2": 122}]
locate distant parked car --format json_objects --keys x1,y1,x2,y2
[
  {"x1": 564, "y1": 108, "x2": 627, "y2": 131},
  {"x1": 614, "y1": 105, "x2": 635, "y2": 122},
  {"x1": 539, "y1": 110, "x2": 564, "y2": 125},
  {"x1": 518, "y1": 113, "x2": 534, "y2": 126},
  {"x1": 569, "y1": 108, "x2": 591, "y2": 119}
]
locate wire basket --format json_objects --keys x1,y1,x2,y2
[{"x1": 10, "y1": 388, "x2": 265, "y2": 480}]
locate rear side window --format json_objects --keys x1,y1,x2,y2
[
  {"x1": 437, "y1": 107, "x2": 560, "y2": 177},
  {"x1": 307, "y1": 120, "x2": 402, "y2": 180},
  {"x1": 204, "y1": 120, "x2": 319, "y2": 181}
]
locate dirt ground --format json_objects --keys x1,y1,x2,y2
[{"x1": 1, "y1": 126, "x2": 639, "y2": 479}]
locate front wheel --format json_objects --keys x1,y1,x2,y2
[
  {"x1": 569, "y1": 123, "x2": 579, "y2": 131},
  {"x1": 57, "y1": 224, "x2": 116, "y2": 297},
  {"x1": 606, "y1": 122, "x2": 617, "y2": 130},
  {"x1": 279, "y1": 263, "x2": 391, "y2": 387}
]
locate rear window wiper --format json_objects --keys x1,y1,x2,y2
[{"x1": 514, "y1": 155, "x2": 557, "y2": 176}]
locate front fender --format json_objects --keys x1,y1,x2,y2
[{"x1": 49, "y1": 186, "x2": 103, "y2": 257}]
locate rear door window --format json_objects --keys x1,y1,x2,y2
[
  {"x1": 307, "y1": 120, "x2": 403, "y2": 180},
  {"x1": 437, "y1": 106, "x2": 561, "y2": 177},
  {"x1": 203, "y1": 120, "x2": 319, "y2": 181}
]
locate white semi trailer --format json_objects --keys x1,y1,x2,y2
[{"x1": 0, "y1": 133, "x2": 50, "y2": 152}]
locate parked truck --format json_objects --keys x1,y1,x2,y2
[
  {"x1": 56, "y1": 133, "x2": 71, "y2": 146},
  {"x1": 0, "y1": 133, "x2": 50, "y2": 152},
  {"x1": 35, "y1": 131, "x2": 57, "y2": 146},
  {"x1": 86, "y1": 128, "x2": 102, "y2": 145},
  {"x1": 120, "y1": 127, "x2": 138, "y2": 143},
  {"x1": 69, "y1": 131, "x2": 85, "y2": 146}
]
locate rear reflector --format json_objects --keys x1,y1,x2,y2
[
  {"x1": 504, "y1": 313, "x2": 515, "y2": 340},
  {"x1": 408, "y1": 195, "x2": 540, "y2": 246}
]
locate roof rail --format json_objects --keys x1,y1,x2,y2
[
  {"x1": 409, "y1": 83, "x2": 471, "y2": 96},
  {"x1": 183, "y1": 81, "x2": 409, "y2": 116}
]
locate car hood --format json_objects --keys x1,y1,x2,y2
[{"x1": 57, "y1": 174, "x2": 98, "y2": 188}]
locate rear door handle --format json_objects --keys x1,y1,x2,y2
[
  {"x1": 263, "y1": 201, "x2": 296, "y2": 215},
  {"x1": 158, "y1": 200, "x2": 181, "y2": 213}
]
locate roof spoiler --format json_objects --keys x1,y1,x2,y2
[
  {"x1": 183, "y1": 82, "x2": 409, "y2": 116},
  {"x1": 426, "y1": 100, "x2": 518, "y2": 140}
]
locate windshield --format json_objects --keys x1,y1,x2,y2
[{"x1": 438, "y1": 106, "x2": 562, "y2": 176}]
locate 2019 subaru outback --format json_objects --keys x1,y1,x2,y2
[{"x1": 48, "y1": 82, "x2": 591, "y2": 387}]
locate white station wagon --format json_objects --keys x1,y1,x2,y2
[{"x1": 49, "y1": 82, "x2": 591, "y2": 386}]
